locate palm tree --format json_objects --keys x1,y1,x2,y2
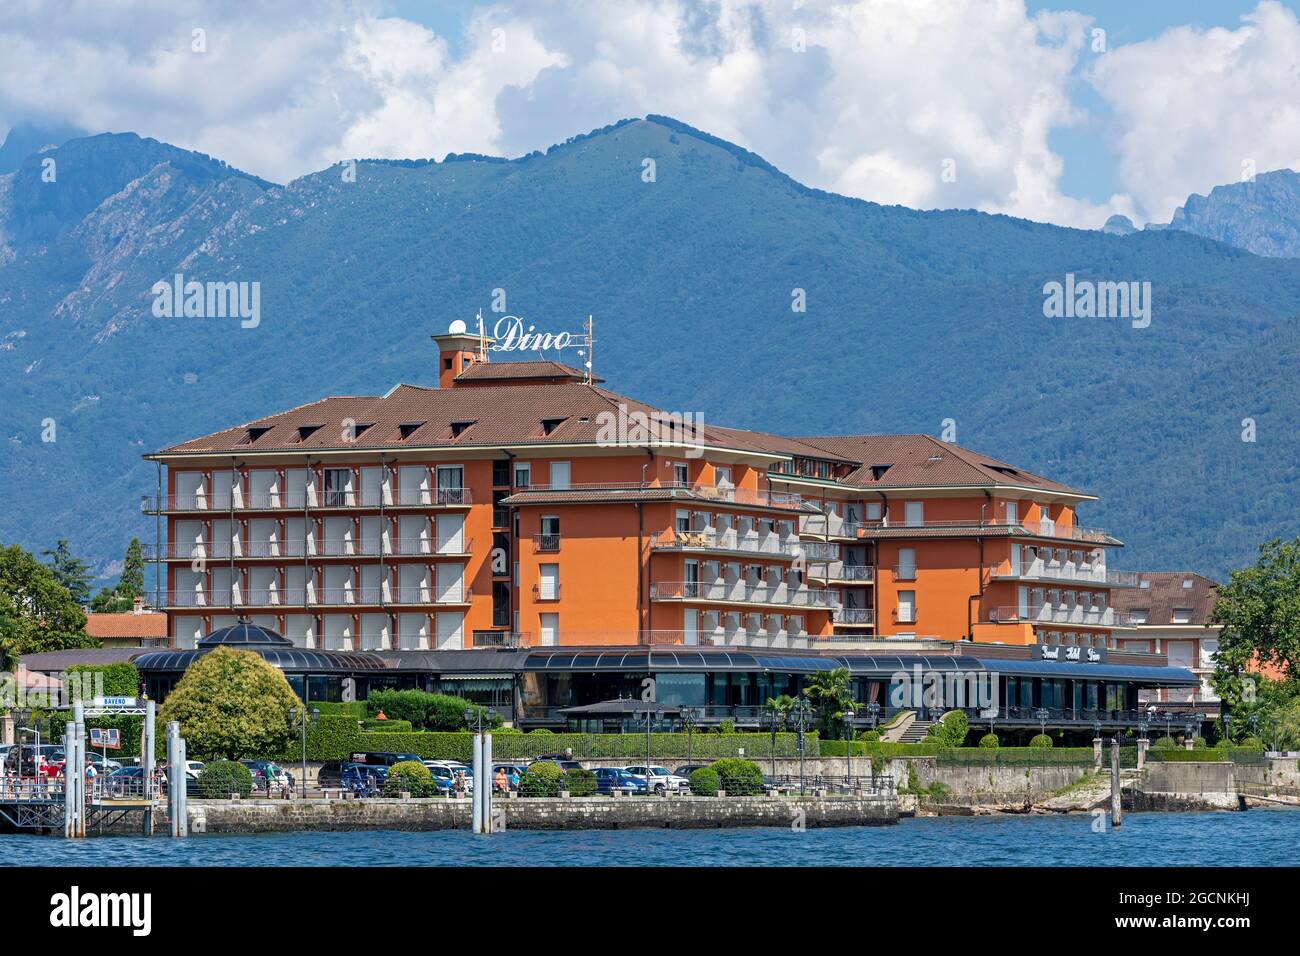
[
  {"x1": 761, "y1": 695, "x2": 795, "y2": 777},
  {"x1": 803, "y1": 667, "x2": 854, "y2": 737}
]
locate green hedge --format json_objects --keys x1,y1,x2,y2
[
  {"x1": 197, "y1": 760, "x2": 254, "y2": 798},
  {"x1": 520, "y1": 762, "x2": 563, "y2": 797},
  {"x1": 360, "y1": 719, "x2": 414, "y2": 733},
  {"x1": 1146, "y1": 748, "x2": 1230, "y2": 762},
  {"x1": 820, "y1": 740, "x2": 944, "y2": 758},
  {"x1": 313, "y1": 702, "x2": 366, "y2": 718},
  {"x1": 287, "y1": 728, "x2": 817, "y2": 762},
  {"x1": 562, "y1": 768, "x2": 597, "y2": 796},
  {"x1": 66, "y1": 662, "x2": 140, "y2": 699}
]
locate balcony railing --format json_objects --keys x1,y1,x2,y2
[
  {"x1": 991, "y1": 562, "x2": 1139, "y2": 587},
  {"x1": 140, "y1": 487, "x2": 471, "y2": 513},
  {"x1": 649, "y1": 581, "x2": 840, "y2": 608},
  {"x1": 533, "y1": 583, "x2": 561, "y2": 601},
  {"x1": 156, "y1": 585, "x2": 471, "y2": 608},
  {"x1": 799, "y1": 541, "x2": 841, "y2": 562},
  {"x1": 892, "y1": 564, "x2": 917, "y2": 581},
  {"x1": 833, "y1": 607, "x2": 875, "y2": 625},
  {"x1": 799, "y1": 514, "x2": 1120, "y2": 545},
  {"x1": 650, "y1": 529, "x2": 802, "y2": 557},
  {"x1": 810, "y1": 564, "x2": 874, "y2": 583},
  {"x1": 471, "y1": 631, "x2": 532, "y2": 648},
  {"x1": 990, "y1": 604, "x2": 1139, "y2": 628},
  {"x1": 144, "y1": 537, "x2": 472, "y2": 560},
  {"x1": 533, "y1": 533, "x2": 561, "y2": 553}
]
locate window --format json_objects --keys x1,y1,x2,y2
[
  {"x1": 323, "y1": 468, "x2": 350, "y2": 507},
  {"x1": 1130, "y1": 608, "x2": 1149, "y2": 624},
  {"x1": 537, "y1": 563, "x2": 560, "y2": 601},
  {"x1": 541, "y1": 417, "x2": 566, "y2": 435},
  {"x1": 1182, "y1": 578, "x2": 1194, "y2": 589},
  {"x1": 436, "y1": 465, "x2": 464, "y2": 504},
  {"x1": 237, "y1": 425, "x2": 273, "y2": 445},
  {"x1": 714, "y1": 466, "x2": 732, "y2": 486},
  {"x1": 492, "y1": 490, "x2": 510, "y2": 529},
  {"x1": 1005, "y1": 501, "x2": 1018, "y2": 524},
  {"x1": 675, "y1": 510, "x2": 691, "y2": 533},
  {"x1": 897, "y1": 547, "x2": 916, "y2": 580},
  {"x1": 866, "y1": 502, "x2": 882, "y2": 521},
  {"x1": 1171, "y1": 607, "x2": 1193, "y2": 624},
  {"x1": 399, "y1": 421, "x2": 426, "y2": 440},
  {"x1": 904, "y1": 501, "x2": 924, "y2": 527},
  {"x1": 449, "y1": 420, "x2": 475, "y2": 438},
  {"x1": 492, "y1": 460, "x2": 511, "y2": 487},
  {"x1": 896, "y1": 590, "x2": 916, "y2": 624},
  {"x1": 672, "y1": 461, "x2": 689, "y2": 486},
  {"x1": 492, "y1": 582, "x2": 511, "y2": 627},
  {"x1": 514, "y1": 462, "x2": 531, "y2": 488},
  {"x1": 538, "y1": 515, "x2": 561, "y2": 552},
  {"x1": 549, "y1": 461, "x2": 571, "y2": 490},
  {"x1": 870, "y1": 464, "x2": 891, "y2": 480},
  {"x1": 292, "y1": 424, "x2": 322, "y2": 444}
]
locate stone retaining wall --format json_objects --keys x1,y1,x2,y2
[{"x1": 188, "y1": 793, "x2": 897, "y2": 833}]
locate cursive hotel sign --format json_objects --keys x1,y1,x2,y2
[
  {"x1": 1039, "y1": 642, "x2": 1104, "y2": 663},
  {"x1": 488, "y1": 315, "x2": 589, "y2": 353}
]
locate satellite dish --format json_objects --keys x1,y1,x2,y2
[{"x1": 448, "y1": 319, "x2": 467, "y2": 334}]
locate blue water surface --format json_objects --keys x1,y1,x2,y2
[{"x1": 3, "y1": 809, "x2": 1297, "y2": 866}]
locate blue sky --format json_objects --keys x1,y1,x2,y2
[{"x1": 3, "y1": 0, "x2": 1298, "y2": 228}]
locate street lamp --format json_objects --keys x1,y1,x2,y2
[
  {"x1": 865, "y1": 701, "x2": 881, "y2": 732},
  {"x1": 1092, "y1": 719, "x2": 1102, "y2": 741},
  {"x1": 637, "y1": 708, "x2": 655, "y2": 784},
  {"x1": 1035, "y1": 707, "x2": 1050, "y2": 738},
  {"x1": 1137, "y1": 719, "x2": 1149, "y2": 740},
  {"x1": 289, "y1": 706, "x2": 319, "y2": 797},
  {"x1": 680, "y1": 707, "x2": 700, "y2": 767},
  {"x1": 761, "y1": 707, "x2": 782, "y2": 781},
  {"x1": 842, "y1": 705, "x2": 856, "y2": 786},
  {"x1": 791, "y1": 697, "x2": 813, "y2": 795}
]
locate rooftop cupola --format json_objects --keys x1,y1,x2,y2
[{"x1": 432, "y1": 318, "x2": 494, "y2": 389}]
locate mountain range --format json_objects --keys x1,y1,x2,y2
[{"x1": 2, "y1": 116, "x2": 1299, "y2": 583}]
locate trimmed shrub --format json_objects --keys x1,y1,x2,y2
[
  {"x1": 859, "y1": 730, "x2": 881, "y2": 742},
  {"x1": 365, "y1": 690, "x2": 500, "y2": 732},
  {"x1": 711, "y1": 757, "x2": 763, "y2": 795},
  {"x1": 360, "y1": 718, "x2": 413, "y2": 733},
  {"x1": 1029, "y1": 734, "x2": 1054, "y2": 750},
  {"x1": 66, "y1": 662, "x2": 140, "y2": 700},
  {"x1": 197, "y1": 760, "x2": 254, "y2": 798},
  {"x1": 929, "y1": 711, "x2": 969, "y2": 747},
  {"x1": 383, "y1": 760, "x2": 439, "y2": 797},
  {"x1": 519, "y1": 762, "x2": 563, "y2": 797},
  {"x1": 527, "y1": 728, "x2": 554, "y2": 735},
  {"x1": 313, "y1": 701, "x2": 366, "y2": 718},
  {"x1": 1152, "y1": 736, "x2": 1179, "y2": 750},
  {"x1": 1232, "y1": 736, "x2": 1266, "y2": 753},
  {"x1": 1191, "y1": 736, "x2": 1208, "y2": 749},
  {"x1": 562, "y1": 767, "x2": 597, "y2": 796},
  {"x1": 978, "y1": 733, "x2": 1000, "y2": 749},
  {"x1": 717, "y1": 718, "x2": 737, "y2": 734},
  {"x1": 160, "y1": 648, "x2": 300, "y2": 759},
  {"x1": 688, "y1": 767, "x2": 720, "y2": 796}
]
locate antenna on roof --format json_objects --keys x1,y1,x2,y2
[
  {"x1": 476, "y1": 309, "x2": 487, "y2": 361},
  {"x1": 584, "y1": 314, "x2": 594, "y2": 385}
]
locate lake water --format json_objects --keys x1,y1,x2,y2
[{"x1": 3, "y1": 809, "x2": 1298, "y2": 866}]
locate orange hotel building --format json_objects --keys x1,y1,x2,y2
[{"x1": 137, "y1": 326, "x2": 1198, "y2": 734}]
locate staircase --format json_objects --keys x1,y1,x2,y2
[{"x1": 898, "y1": 720, "x2": 933, "y2": 743}]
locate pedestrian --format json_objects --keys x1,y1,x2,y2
[{"x1": 495, "y1": 766, "x2": 508, "y2": 793}]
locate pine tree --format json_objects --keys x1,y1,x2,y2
[
  {"x1": 120, "y1": 538, "x2": 145, "y2": 598},
  {"x1": 40, "y1": 539, "x2": 93, "y2": 606}
]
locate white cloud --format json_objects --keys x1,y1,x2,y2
[
  {"x1": 1, "y1": 0, "x2": 1271, "y2": 230},
  {"x1": 1088, "y1": 0, "x2": 1300, "y2": 224}
]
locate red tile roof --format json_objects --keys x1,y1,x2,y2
[
  {"x1": 84, "y1": 612, "x2": 170, "y2": 640},
  {"x1": 1110, "y1": 572, "x2": 1220, "y2": 626},
  {"x1": 454, "y1": 360, "x2": 601, "y2": 383}
]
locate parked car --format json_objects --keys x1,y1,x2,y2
[
  {"x1": 241, "y1": 760, "x2": 294, "y2": 792},
  {"x1": 622, "y1": 765, "x2": 690, "y2": 794},
  {"x1": 340, "y1": 763, "x2": 388, "y2": 795},
  {"x1": 528, "y1": 757, "x2": 584, "y2": 774},
  {"x1": 348, "y1": 751, "x2": 424, "y2": 768},
  {"x1": 424, "y1": 762, "x2": 473, "y2": 793},
  {"x1": 592, "y1": 767, "x2": 648, "y2": 794},
  {"x1": 674, "y1": 764, "x2": 711, "y2": 779}
]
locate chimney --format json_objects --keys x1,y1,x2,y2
[
  {"x1": 132, "y1": 595, "x2": 145, "y2": 615},
  {"x1": 432, "y1": 318, "x2": 494, "y2": 389}
]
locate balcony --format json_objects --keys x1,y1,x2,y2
[
  {"x1": 649, "y1": 580, "x2": 840, "y2": 609},
  {"x1": 990, "y1": 561, "x2": 1139, "y2": 587},
  {"x1": 649, "y1": 529, "x2": 802, "y2": 558},
  {"x1": 809, "y1": 564, "x2": 874, "y2": 584},
  {"x1": 140, "y1": 487, "x2": 471, "y2": 514},
  {"x1": 533, "y1": 583, "x2": 561, "y2": 602},
  {"x1": 800, "y1": 514, "x2": 1121, "y2": 546},
  {"x1": 471, "y1": 631, "x2": 532, "y2": 648},
  {"x1": 833, "y1": 607, "x2": 875, "y2": 626},
  {"x1": 156, "y1": 585, "x2": 471, "y2": 609},
  {"x1": 990, "y1": 604, "x2": 1139, "y2": 629},
  {"x1": 892, "y1": 564, "x2": 917, "y2": 581},
  {"x1": 533, "y1": 533, "x2": 561, "y2": 553},
  {"x1": 144, "y1": 537, "x2": 472, "y2": 560}
]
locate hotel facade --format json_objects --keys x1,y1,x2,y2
[{"x1": 128, "y1": 326, "x2": 1196, "y2": 733}]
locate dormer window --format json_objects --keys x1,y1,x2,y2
[
  {"x1": 450, "y1": 420, "x2": 476, "y2": 438},
  {"x1": 541, "y1": 417, "x2": 566, "y2": 435},
  {"x1": 292, "y1": 424, "x2": 323, "y2": 444},
  {"x1": 237, "y1": 425, "x2": 273, "y2": 445},
  {"x1": 346, "y1": 422, "x2": 375, "y2": 441},
  {"x1": 870, "y1": 464, "x2": 891, "y2": 480},
  {"x1": 399, "y1": 421, "x2": 427, "y2": 440}
]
